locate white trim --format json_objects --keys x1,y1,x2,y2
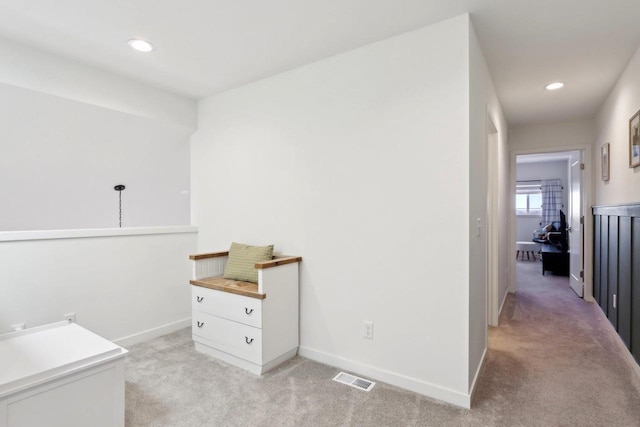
[
  {"x1": 298, "y1": 345, "x2": 471, "y2": 409},
  {"x1": 486, "y1": 111, "x2": 500, "y2": 327},
  {"x1": 0, "y1": 226, "x2": 198, "y2": 242},
  {"x1": 498, "y1": 289, "x2": 510, "y2": 317},
  {"x1": 112, "y1": 318, "x2": 191, "y2": 348},
  {"x1": 468, "y1": 347, "x2": 487, "y2": 404}
]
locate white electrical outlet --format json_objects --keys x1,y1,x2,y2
[
  {"x1": 64, "y1": 312, "x2": 76, "y2": 323},
  {"x1": 363, "y1": 321, "x2": 374, "y2": 339},
  {"x1": 11, "y1": 323, "x2": 26, "y2": 331}
]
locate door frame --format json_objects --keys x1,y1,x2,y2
[
  {"x1": 486, "y1": 114, "x2": 499, "y2": 326},
  {"x1": 509, "y1": 145, "x2": 594, "y2": 302},
  {"x1": 568, "y1": 152, "x2": 584, "y2": 297}
]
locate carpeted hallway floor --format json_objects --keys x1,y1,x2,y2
[{"x1": 125, "y1": 260, "x2": 640, "y2": 426}]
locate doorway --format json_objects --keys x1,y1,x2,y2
[{"x1": 512, "y1": 150, "x2": 586, "y2": 298}]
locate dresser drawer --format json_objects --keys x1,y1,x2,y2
[
  {"x1": 192, "y1": 286, "x2": 262, "y2": 328},
  {"x1": 192, "y1": 312, "x2": 262, "y2": 364}
]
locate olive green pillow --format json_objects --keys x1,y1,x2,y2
[{"x1": 223, "y1": 242, "x2": 274, "y2": 283}]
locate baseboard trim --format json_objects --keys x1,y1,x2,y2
[
  {"x1": 468, "y1": 347, "x2": 487, "y2": 406},
  {"x1": 592, "y1": 305, "x2": 640, "y2": 390},
  {"x1": 113, "y1": 318, "x2": 191, "y2": 348},
  {"x1": 499, "y1": 289, "x2": 509, "y2": 317},
  {"x1": 298, "y1": 345, "x2": 471, "y2": 409}
]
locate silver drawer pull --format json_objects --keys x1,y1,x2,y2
[
  {"x1": 197, "y1": 321, "x2": 204, "y2": 328},
  {"x1": 245, "y1": 336, "x2": 254, "y2": 345},
  {"x1": 245, "y1": 307, "x2": 254, "y2": 315},
  {"x1": 196, "y1": 296, "x2": 204, "y2": 303}
]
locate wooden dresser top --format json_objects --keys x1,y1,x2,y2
[{"x1": 190, "y1": 276, "x2": 265, "y2": 299}]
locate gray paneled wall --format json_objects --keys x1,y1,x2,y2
[{"x1": 593, "y1": 204, "x2": 640, "y2": 364}]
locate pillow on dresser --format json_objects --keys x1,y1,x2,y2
[{"x1": 223, "y1": 242, "x2": 274, "y2": 283}]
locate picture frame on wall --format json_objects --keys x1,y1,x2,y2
[
  {"x1": 630, "y1": 109, "x2": 640, "y2": 168},
  {"x1": 601, "y1": 143, "x2": 610, "y2": 181}
]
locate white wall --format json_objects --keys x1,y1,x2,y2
[
  {"x1": 0, "y1": 38, "x2": 198, "y2": 348},
  {"x1": 468, "y1": 20, "x2": 508, "y2": 390},
  {"x1": 595, "y1": 44, "x2": 640, "y2": 205},
  {"x1": 0, "y1": 228, "x2": 197, "y2": 345},
  {"x1": 509, "y1": 119, "x2": 595, "y2": 153},
  {"x1": 516, "y1": 215, "x2": 543, "y2": 242},
  {"x1": 515, "y1": 160, "x2": 569, "y2": 241},
  {"x1": 192, "y1": 15, "x2": 474, "y2": 406},
  {"x1": 0, "y1": 37, "x2": 196, "y2": 231}
]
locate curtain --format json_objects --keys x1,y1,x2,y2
[{"x1": 541, "y1": 179, "x2": 562, "y2": 224}]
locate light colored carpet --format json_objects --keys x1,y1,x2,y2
[{"x1": 125, "y1": 261, "x2": 640, "y2": 426}]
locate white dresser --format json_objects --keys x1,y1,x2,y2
[
  {"x1": 0, "y1": 321, "x2": 127, "y2": 427},
  {"x1": 189, "y1": 251, "x2": 301, "y2": 374}
]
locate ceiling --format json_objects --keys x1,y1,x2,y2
[{"x1": 0, "y1": 0, "x2": 639, "y2": 128}]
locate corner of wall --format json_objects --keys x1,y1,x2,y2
[
  {"x1": 192, "y1": 12, "x2": 479, "y2": 406},
  {"x1": 467, "y1": 15, "x2": 509, "y2": 392}
]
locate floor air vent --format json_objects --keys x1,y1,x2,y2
[{"x1": 332, "y1": 372, "x2": 375, "y2": 391}]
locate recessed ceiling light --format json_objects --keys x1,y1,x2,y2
[
  {"x1": 545, "y1": 82, "x2": 564, "y2": 91},
  {"x1": 128, "y1": 39, "x2": 153, "y2": 52}
]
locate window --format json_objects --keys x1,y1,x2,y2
[{"x1": 516, "y1": 183, "x2": 542, "y2": 215}]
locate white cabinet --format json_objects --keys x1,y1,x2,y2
[
  {"x1": 193, "y1": 304, "x2": 263, "y2": 365},
  {"x1": 189, "y1": 252, "x2": 301, "y2": 374},
  {"x1": 193, "y1": 287, "x2": 262, "y2": 328},
  {"x1": 0, "y1": 321, "x2": 127, "y2": 427}
]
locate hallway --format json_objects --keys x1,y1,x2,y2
[{"x1": 474, "y1": 260, "x2": 640, "y2": 424}]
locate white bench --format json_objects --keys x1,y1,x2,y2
[
  {"x1": 516, "y1": 241, "x2": 540, "y2": 261},
  {"x1": 189, "y1": 251, "x2": 301, "y2": 374}
]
